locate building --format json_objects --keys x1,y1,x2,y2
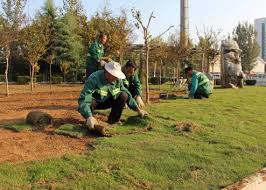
[
  {"x1": 255, "y1": 17, "x2": 266, "y2": 61},
  {"x1": 250, "y1": 57, "x2": 266, "y2": 74}
]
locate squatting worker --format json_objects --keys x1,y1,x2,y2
[
  {"x1": 185, "y1": 66, "x2": 212, "y2": 99},
  {"x1": 78, "y1": 61, "x2": 148, "y2": 130},
  {"x1": 122, "y1": 60, "x2": 145, "y2": 108},
  {"x1": 86, "y1": 33, "x2": 108, "y2": 77}
]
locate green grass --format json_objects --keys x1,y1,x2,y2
[
  {"x1": 4, "y1": 124, "x2": 33, "y2": 132},
  {"x1": 0, "y1": 87, "x2": 266, "y2": 190},
  {"x1": 55, "y1": 124, "x2": 89, "y2": 138}
]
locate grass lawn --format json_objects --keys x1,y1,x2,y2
[{"x1": 0, "y1": 87, "x2": 265, "y2": 190}]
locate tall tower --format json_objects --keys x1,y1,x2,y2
[{"x1": 180, "y1": 0, "x2": 189, "y2": 48}]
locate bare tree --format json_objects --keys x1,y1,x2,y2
[
  {"x1": 132, "y1": 9, "x2": 173, "y2": 103},
  {"x1": 0, "y1": 0, "x2": 26, "y2": 96}
]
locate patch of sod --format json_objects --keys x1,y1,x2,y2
[
  {"x1": 54, "y1": 124, "x2": 89, "y2": 138},
  {"x1": 4, "y1": 124, "x2": 33, "y2": 132}
]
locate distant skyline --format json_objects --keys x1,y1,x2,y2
[{"x1": 25, "y1": 0, "x2": 266, "y2": 43}]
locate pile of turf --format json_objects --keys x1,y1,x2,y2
[
  {"x1": 4, "y1": 124, "x2": 33, "y2": 132},
  {"x1": 54, "y1": 124, "x2": 89, "y2": 138},
  {"x1": 26, "y1": 111, "x2": 53, "y2": 129}
]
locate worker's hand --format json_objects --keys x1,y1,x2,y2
[
  {"x1": 135, "y1": 96, "x2": 145, "y2": 108},
  {"x1": 86, "y1": 116, "x2": 98, "y2": 130},
  {"x1": 137, "y1": 109, "x2": 148, "y2": 118},
  {"x1": 100, "y1": 60, "x2": 106, "y2": 67}
]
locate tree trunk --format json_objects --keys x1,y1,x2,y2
[
  {"x1": 159, "y1": 62, "x2": 162, "y2": 91},
  {"x1": 31, "y1": 64, "x2": 35, "y2": 92},
  {"x1": 201, "y1": 53, "x2": 205, "y2": 72},
  {"x1": 153, "y1": 61, "x2": 157, "y2": 77},
  {"x1": 173, "y1": 61, "x2": 176, "y2": 84},
  {"x1": 5, "y1": 47, "x2": 10, "y2": 97},
  {"x1": 49, "y1": 63, "x2": 52, "y2": 90},
  {"x1": 206, "y1": 57, "x2": 210, "y2": 73},
  {"x1": 177, "y1": 60, "x2": 180, "y2": 79},
  {"x1": 145, "y1": 41, "x2": 150, "y2": 104}
]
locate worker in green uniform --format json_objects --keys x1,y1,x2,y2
[
  {"x1": 185, "y1": 67, "x2": 212, "y2": 99},
  {"x1": 122, "y1": 60, "x2": 145, "y2": 108},
  {"x1": 78, "y1": 61, "x2": 148, "y2": 130},
  {"x1": 86, "y1": 33, "x2": 108, "y2": 77}
]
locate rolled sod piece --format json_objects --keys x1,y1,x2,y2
[{"x1": 26, "y1": 111, "x2": 53, "y2": 129}]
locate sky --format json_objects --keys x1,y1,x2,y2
[{"x1": 25, "y1": 0, "x2": 266, "y2": 43}]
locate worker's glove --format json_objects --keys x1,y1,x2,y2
[
  {"x1": 137, "y1": 109, "x2": 148, "y2": 118},
  {"x1": 86, "y1": 116, "x2": 98, "y2": 130},
  {"x1": 100, "y1": 60, "x2": 106, "y2": 67},
  {"x1": 135, "y1": 96, "x2": 145, "y2": 108}
]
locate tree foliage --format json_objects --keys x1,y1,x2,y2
[{"x1": 233, "y1": 22, "x2": 260, "y2": 72}]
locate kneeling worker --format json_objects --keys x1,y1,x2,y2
[
  {"x1": 78, "y1": 61, "x2": 148, "y2": 130},
  {"x1": 185, "y1": 66, "x2": 212, "y2": 99},
  {"x1": 122, "y1": 60, "x2": 145, "y2": 107}
]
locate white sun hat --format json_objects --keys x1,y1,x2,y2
[{"x1": 104, "y1": 61, "x2": 126, "y2": 79}]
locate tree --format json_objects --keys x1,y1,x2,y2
[
  {"x1": 132, "y1": 9, "x2": 173, "y2": 103},
  {"x1": 60, "y1": 12, "x2": 84, "y2": 82},
  {"x1": 60, "y1": 60, "x2": 70, "y2": 82},
  {"x1": 40, "y1": 0, "x2": 67, "y2": 83},
  {"x1": 20, "y1": 18, "x2": 50, "y2": 92},
  {"x1": 233, "y1": 22, "x2": 260, "y2": 73},
  {"x1": 0, "y1": 0, "x2": 26, "y2": 96},
  {"x1": 196, "y1": 27, "x2": 220, "y2": 73},
  {"x1": 47, "y1": 51, "x2": 56, "y2": 89},
  {"x1": 88, "y1": 7, "x2": 133, "y2": 63}
]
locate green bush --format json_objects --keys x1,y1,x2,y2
[
  {"x1": 245, "y1": 80, "x2": 256, "y2": 86},
  {"x1": 0, "y1": 75, "x2": 5, "y2": 82},
  {"x1": 17, "y1": 76, "x2": 30, "y2": 84},
  {"x1": 52, "y1": 76, "x2": 63, "y2": 84}
]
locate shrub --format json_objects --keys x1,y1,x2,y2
[
  {"x1": 52, "y1": 76, "x2": 63, "y2": 84},
  {"x1": 245, "y1": 80, "x2": 256, "y2": 86},
  {"x1": 17, "y1": 76, "x2": 30, "y2": 85}
]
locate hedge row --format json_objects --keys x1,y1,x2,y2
[
  {"x1": 16, "y1": 76, "x2": 63, "y2": 84},
  {"x1": 245, "y1": 80, "x2": 256, "y2": 86}
]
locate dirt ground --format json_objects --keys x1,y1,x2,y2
[
  {"x1": 0, "y1": 84, "x2": 175, "y2": 163},
  {"x1": 0, "y1": 84, "x2": 94, "y2": 163}
]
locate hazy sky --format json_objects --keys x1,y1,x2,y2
[{"x1": 25, "y1": 0, "x2": 266, "y2": 43}]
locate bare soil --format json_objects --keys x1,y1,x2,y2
[{"x1": 0, "y1": 84, "x2": 181, "y2": 163}]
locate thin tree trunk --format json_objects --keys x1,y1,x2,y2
[
  {"x1": 159, "y1": 62, "x2": 162, "y2": 91},
  {"x1": 145, "y1": 41, "x2": 150, "y2": 104},
  {"x1": 31, "y1": 64, "x2": 34, "y2": 92},
  {"x1": 153, "y1": 61, "x2": 157, "y2": 77},
  {"x1": 201, "y1": 53, "x2": 205, "y2": 72},
  {"x1": 173, "y1": 61, "x2": 176, "y2": 84},
  {"x1": 5, "y1": 47, "x2": 10, "y2": 97},
  {"x1": 49, "y1": 63, "x2": 52, "y2": 90},
  {"x1": 29, "y1": 64, "x2": 32, "y2": 90}
]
